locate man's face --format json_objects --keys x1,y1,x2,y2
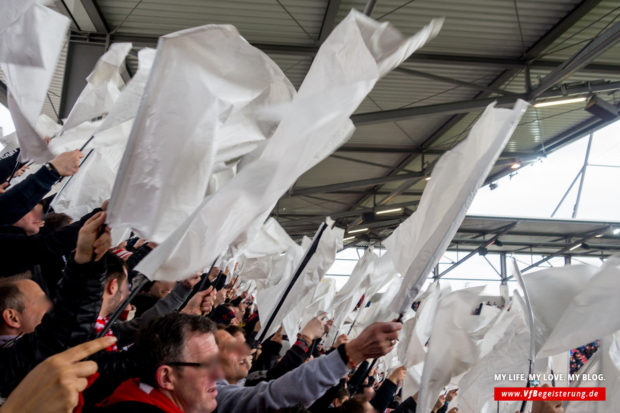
[
  {"x1": 16, "y1": 279, "x2": 52, "y2": 334},
  {"x1": 13, "y1": 204, "x2": 44, "y2": 235},
  {"x1": 149, "y1": 281, "x2": 175, "y2": 299},
  {"x1": 110, "y1": 274, "x2": 130, "y2": 313},
  {"x1": 215, "y1": 330, "x2": 250, "y2": 384},
  {"x1": 169, "y1": 332, "x2": 221, "y2": 413}
]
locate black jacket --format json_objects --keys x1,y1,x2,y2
[
  {"x1": 370, "y1": 379, "x2": 398, "y2": 412},
  {"x1": 0, "y1": 148, "x2": 20, "y2": 183},
  {"x1": 0, "y1": 163, "x2": 60, "y2": 226},
  {"x1": 0, "y1": 257, "x2": 106, "y2": 397},
  {"x1": 245, "y1": 341, "x2": 310, "y2": 386},
  {"x1": 0, "y1": 208, "x2": 99, "y2": 279}
]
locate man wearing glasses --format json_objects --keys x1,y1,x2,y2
[
  {"x1": 97, "y1": 312, "x2": 401, "y2": 412},
  {"x1": 96, "y1": 313, "x2": 221, "y2": 413}
]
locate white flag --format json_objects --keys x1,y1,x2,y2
[
  {"x1": 96, "y1": 48, "x2": 156, "y2": 134},
  {"x1": 325, "y1": 248, "x2": 378, "y2": 345},
  {"x1": 458, "y1": 295, "x2": 530, "y2": 413},
  {"x1": 521, "y1": 264, "x2": 598, "y2": 354},
  {"x1": 135, "y1": 11, "x2": 443, "y2": 281},
  {"x1": 49, "y1": 48, "x2": 157, "y2": 219},
  {"x1": 538, "y1": 257, "x2": 620, "y2": 357},
  {"x1": 0, "y1": 3, "x2": 69, "y2": 162},
  {"x1": 417, "y1": 286, "x2": 484, "y2": 413},
  {"x1": 399, "y1": 282, "x2": 448, "y2": 367},
  {"x1": 61, "y1": 43, "x2": 132, "y2": 132},
  {"x1": 107, "y1": 25, "x2": 295, "y2": 244},
  {"x1": 270, "y1": 221, "x2": 344, "y2": 341},
  {"x1": 386, "y1": 100, "x2": 528, "y2": 314}
]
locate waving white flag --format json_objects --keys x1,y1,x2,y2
[
  {"x1": 60, "y1": 43, "x2": 132, "y2": 132},
  {"x1": 49, "y1": 48, "x2": 157, "y2": 219},
  {"x1": 1, "y1": 2, "x2": 69, "y2": 162},
  {"x1": 107, "y1": 25, "x2": 295, "y2": 244},
  {"x1": 417, "y1": 286, "x2": 484, "y2": 413},
  {"x1": 325, "y1": 248, "x2": 378, "y2": 345},
  {"x1": 521, "y1": 264, "x2": 598, "y2": 354},
  {"x1": 135, "y1": 11, "x2": 443, "y2": 281},
  {"x1": 536, "y1": 257, "x2": 620, "y2": 357},
  {"x1": 386, "y1": 100, "x2": 528, "y2": 314}
]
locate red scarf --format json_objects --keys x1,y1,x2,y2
[
  {"x1": 94, "y1": 316, "x2": 118, "y2": 352},
  {"x1": 97, "y1": 378, "x2": 183, "y2": 413}
]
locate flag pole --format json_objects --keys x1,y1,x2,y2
[
  {"x1": 511, "y1": 258, "x2": 536, "y2": 413},
  {"x1": 257, "y1": 222, "x2": 329, "y2": 343}
]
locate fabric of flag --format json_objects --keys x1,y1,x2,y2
[
  {"x1": 106, "y1": 24, "x2": 295, "y2": 245},
  {"x1": 385, "y1": 100, "x2": 528, "y2": 315},
  {"x1": 0, "y1": 2, "x2": 69, "y2": 162},
  {"x1": 131, "y1": 11, "x2": 442, "y2": 282}
]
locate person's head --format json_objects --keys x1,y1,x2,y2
[
  {"x1": 42, "y1": 212, "x2": 73, "y2": 232},
  {"x1": 362, "y1": 385, "x2": 375, "y2": 401},
  {"x1": 214, "y1": 327, "x2": 251, "y2": 384},
  {"x1": 100, "y1": 253, "x2": 129, "y2": 318},
  {"x1": 13, "y1": 204, "x2": 45, "y2": 235},
  {"x1": 332, "y1": 381, "x2": 350, "y2": 407},
  {"x1": 0, "y1": 274, "x2": 52, "y2": 336},
  {"x1": 337, "y1": 397, "x2": 367, "y2": 413},
  {"x1": 134, "y1": 313, "x2": 221, "y2": 413},
  {"x1": 224, "y1": 325, "x2": 245, "y2": 343},
  {"x1": 210, "y1": 304, "x2": 236, "y2": 325},
  {"x1": 148, "y1": 281, "x2": 176, "y2": 299}
]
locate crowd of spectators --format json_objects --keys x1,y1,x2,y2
[
  {"x1": 569, "y1": 341, "x2": 599, "y2": 374},
  {"x1": 0, "y1": 146, "x2": 567, "y2": 413}
]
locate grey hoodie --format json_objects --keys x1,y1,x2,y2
[{"x1": 216, "y1": 349, "x2": 348, "y2": 412}]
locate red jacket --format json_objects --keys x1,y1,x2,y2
[{"x1": 97, "y1": 378, "x2": 183, "y2": 413}]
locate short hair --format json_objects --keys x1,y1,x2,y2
[
  {"x1": 0, "y1": 284, "x2": 24, "y2": 318},
  {"x1": 334, "y1": 381, "x2": 349, "y2": 402},
  {"x1": 338, "y1": 398, "x2": 366, "y2": 413},
  {"x1": 225, "y1": 325, "x2": 244, "y2": 337},
  {"x1": 133, "y1": 313, "x2": 217, "y2": 387},
  {"x1": 0, "y1": 273, "x2": 32, "y2": 326},
  {"x1": 43, "y1": 213, "x2": 72, "y2": 232},
  {"x1": 104, "y1": 252, "x2": 128, "y2": 284}
]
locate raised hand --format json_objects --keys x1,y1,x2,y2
[
  {"x1": 50, "y1": 150, "x2": 83, "y2": 177},
  {"x1": 0, "y1": 336, "x2": 117, "y2": 413},
  {"x1": 74, "y1": 212, "x2": 110, "y2": 263}
]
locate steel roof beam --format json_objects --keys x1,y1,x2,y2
[
  {"x1": 394, "y1": 67, "x2": 517, "y2": 96},
  {"x1": 318, "y1": 0, "x2": 341, "y2": 42},
  {"x1": 80, "y1": 0, "x2": 109, "y2": 33},
  {"x1": 343, "y1": 0, "x2": 607, "y2": 212},
  {"x1": 351, "y1": 81, "x2": 620, "y2": 125},
  {"x1": 329, "y1": 153, "x2": 417, "y2": 172},
  {"x1": 531, "y1": 21, "x2": 620, "y2": 99},
  {"x1": 439, "y1": 223, "x2": 516, "y2": 277},
  {"x1": 289, "y1": 172, "x2": 424, "y2": 196},
  {"x1": 484, "y1": 102, "x2": 620, "y2": 185},
  {"x1": 68, "y1": 32, "x2": 620, "y2": 74},
  {"x1": 506, "y1": 227, "x2": 608, "y2": 276},
  {"x1": 290, "y1": 189, "x2": 424, "y2": 196}
]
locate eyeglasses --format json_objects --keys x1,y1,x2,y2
[{"x1": 167, "y1": 359, "x2": 221, "y2": 372}]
